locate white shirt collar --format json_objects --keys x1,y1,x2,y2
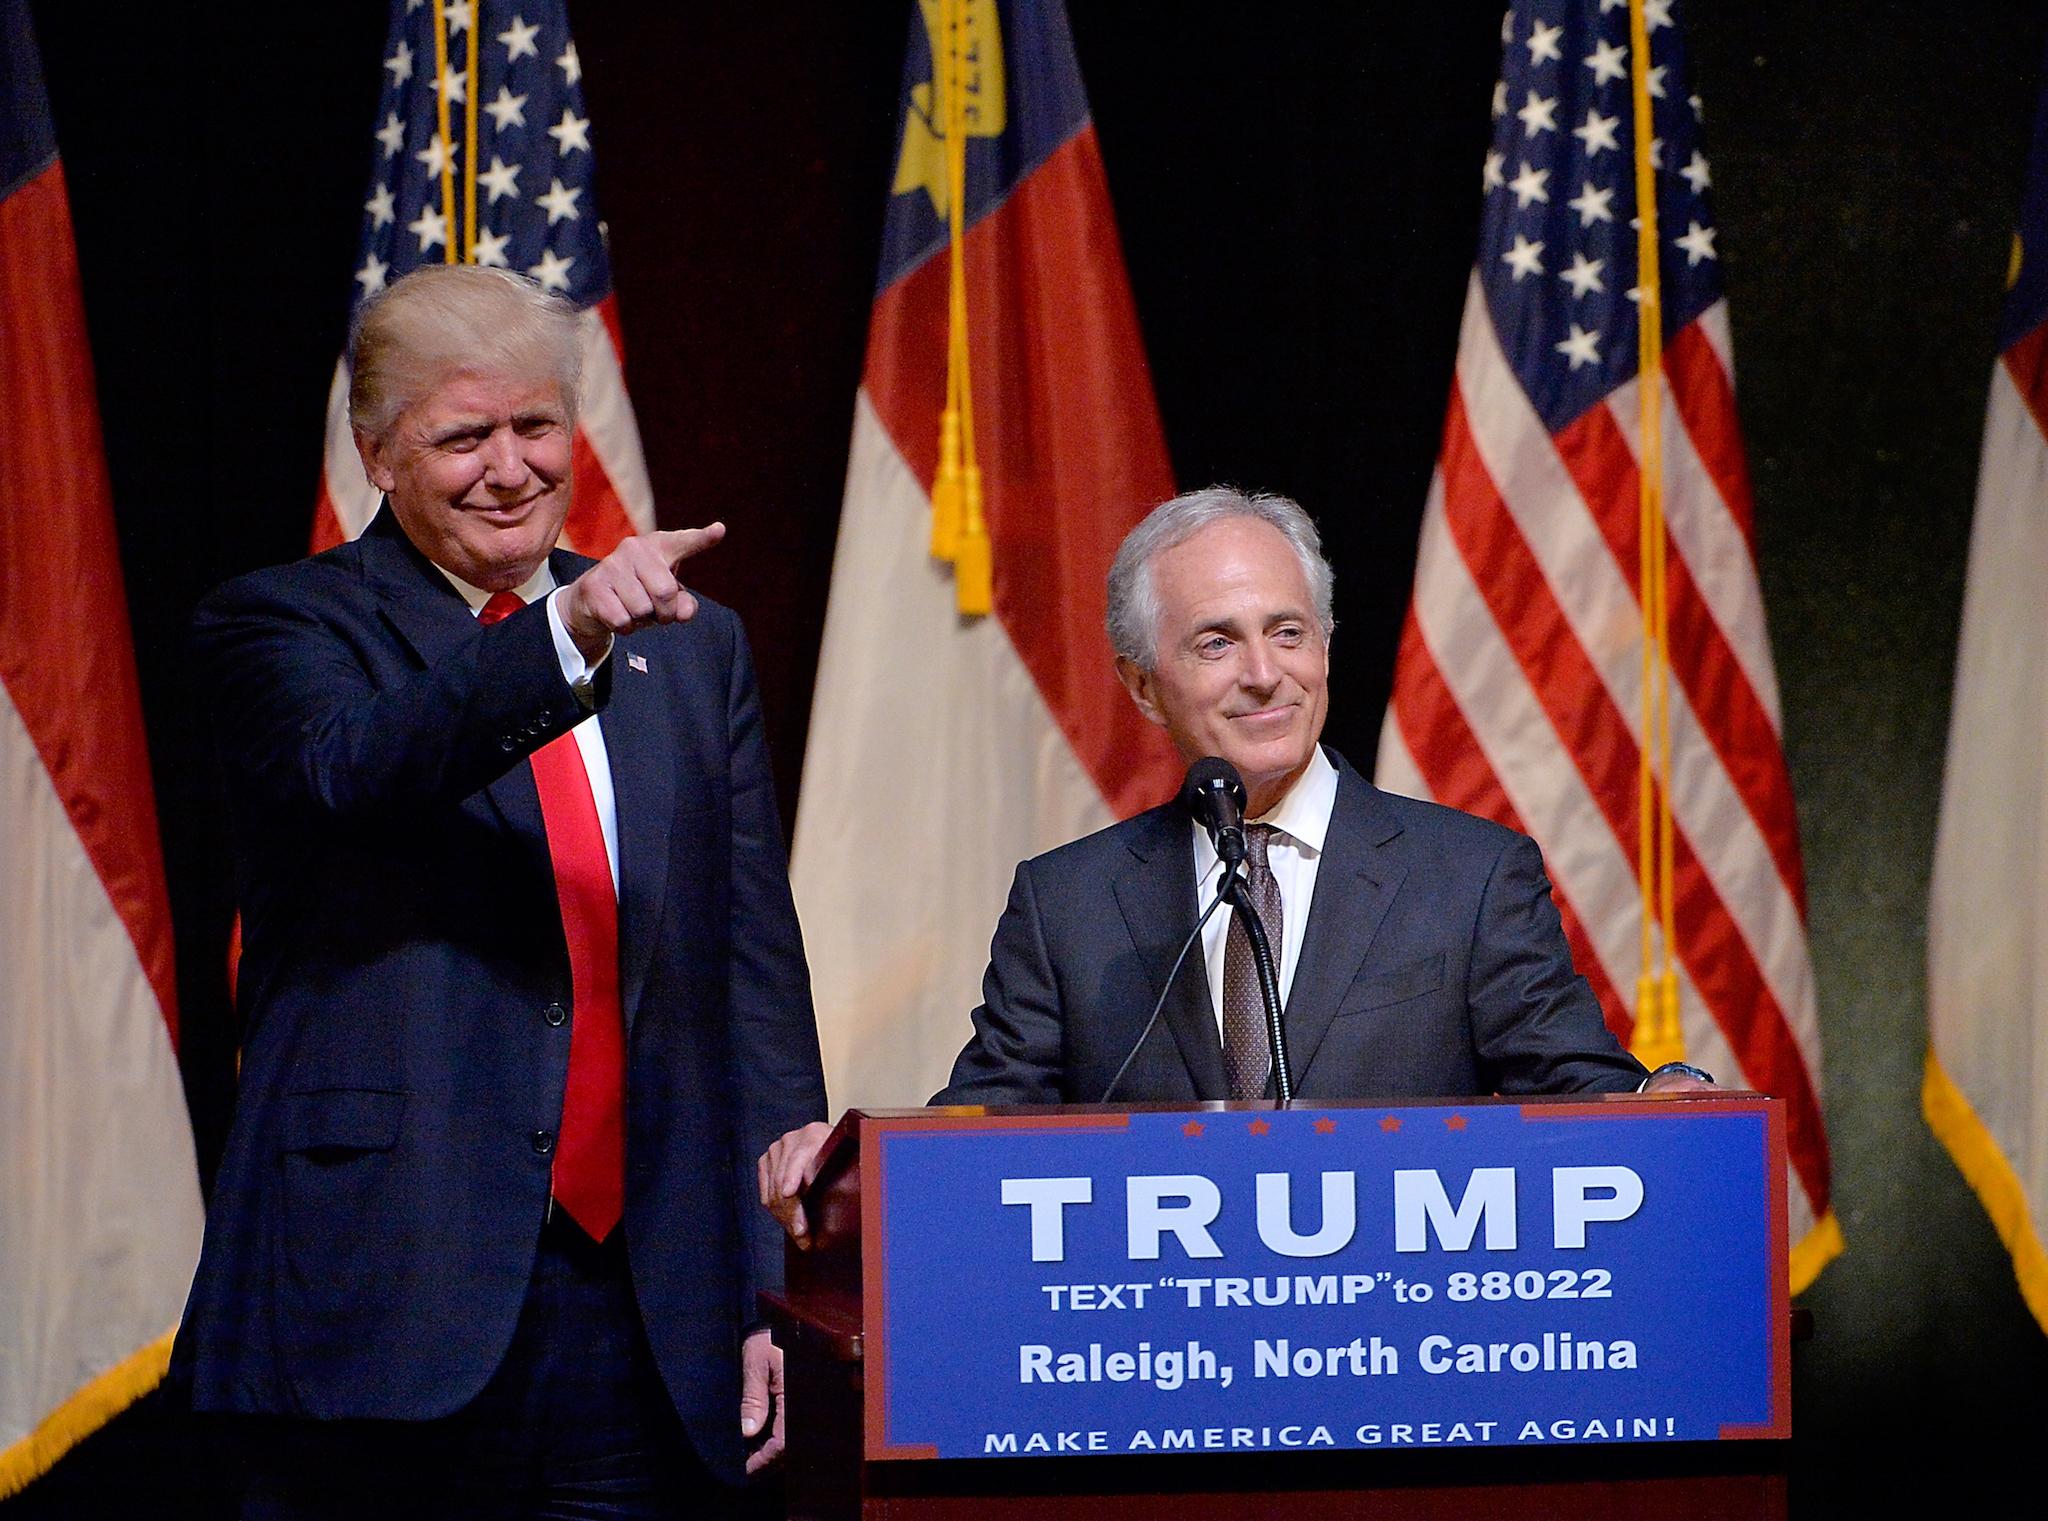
[
  {"x1": 436, "y1": 559, "x2": 557, "y2": 615},
  {"x1": 1191, "y1": 743, "x2": 1340, "y2": 873}
]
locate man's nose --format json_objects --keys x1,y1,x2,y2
[
  {"x1": 479, "y1": 429, "x2": 529, "y2": 487},
  {"x1": 1239, "y1": 638, "x2": 1281, "y2": 691}
]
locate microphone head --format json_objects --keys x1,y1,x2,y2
[{"x1": 1179, "y1": 756, "x2": 1247, "y2": 822}]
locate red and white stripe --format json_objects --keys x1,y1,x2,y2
[
  {"x1": 1, "y1": 158, "x2": 203, "y2": 1493},
  {"x1": 791, "y1": 122, "x2": 1182, "y2": 1111},
  {"x1": 1379, "y1": 277, "x2": 1835, "y2": 1278},
  {"x1": 311, "y1": 294, "x2": 653, "y2": 555},
  {"x1": 1925, "y1": 322, "x2": 2048, "y2": 1328}
]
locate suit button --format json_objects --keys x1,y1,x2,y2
[
  {"x1": 531, "y1": 1130, "x2": 554, "y2": 1155},
  {"x1": 544, "y1": 1002, "x2": 567, "y2": 1027}
]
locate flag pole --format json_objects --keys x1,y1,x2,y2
[
  {"x1": 1627, "y1": 0, "x2": 1683, "y2": 1066},
  {"x1": 429, "y1": 0, "x2": 458, "y2": 264},
  {"x1": 929, "y1": 0, "x2": 967, "y2": 564},
  {"x1": 462, "y1": 3, "x2": 480, "y2": 261}
]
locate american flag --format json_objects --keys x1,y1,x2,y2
[
  {"x1": 1375, "y1": 0, "x2": 1838, "y2": 1288},
  {"x1": 312, "y1": 0, "x2": 652, "y2": 554}
]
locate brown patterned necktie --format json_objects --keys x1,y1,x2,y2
[{"x1": 1222, "y1": 823, "x2": 1283, "y2": 1100}]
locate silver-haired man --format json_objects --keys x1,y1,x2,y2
[{"x1": 761, "y1": 486, "x2": 1707, "y2": 1244}]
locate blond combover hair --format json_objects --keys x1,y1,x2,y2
[{"x1": 348, "y1": 265, "x2": 584, "y2": 441}]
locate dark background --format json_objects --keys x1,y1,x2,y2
[{"x1": 12, "y1": 1, "x2": 2047, "y2": 1513}]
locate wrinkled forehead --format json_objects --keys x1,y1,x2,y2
[{"x1": 1152, "y1": 517, "x2": 1315, "y2": 620}]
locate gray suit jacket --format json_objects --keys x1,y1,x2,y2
[{"x1": 936, "y1": 749, "x2": 1645, "y2": 1104}]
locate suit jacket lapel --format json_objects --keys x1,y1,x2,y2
[
  {"x1": 601, "y1": 641, "x2": 670, "y2": 1032},
  {"x1": 1282, "y1": 756, "x2": 1407, "y2": 1084},
  {"x1": 356, "y1": 509, "x2": 552, "y2": 846},
  {"x1": 1112, "y1": 809, "x2": 1228, "y2": 1101}
]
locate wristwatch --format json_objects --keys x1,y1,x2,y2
[{"x1": 1640, "y1": 1060, "x2": 1715, "y2": 1089}]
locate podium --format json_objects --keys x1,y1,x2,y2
[{"x1": 761, "y1": 1097, "x2": 1792, "y2": 1519}]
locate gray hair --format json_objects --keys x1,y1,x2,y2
[
  {"x1": 1105, "y1": 486, "x2": 1336, "y2": 668},
  {"x1": 348, "y1": 265, "x2": 584, "y2": 442}
]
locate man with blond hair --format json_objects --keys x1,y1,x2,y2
[{"x1": 175, "y1": 265, "x2": 825, "y2": 1517}]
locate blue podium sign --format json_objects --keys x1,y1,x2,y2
[{"x1": 861, "y1": 1098, "x2": 1788, "y2": 1460}]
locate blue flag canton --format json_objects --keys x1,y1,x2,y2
[
  {"x1": 350, "y1": 0, "x2": 612, "y2": 315},
  {"x1": 873, "y1": 0, "x2": 1091, "y2": 297},
  {"x1": 0, "y1": 0, "x2": 57, "y2": 195},
  {"x1": 1478, "y1": 0, "x2": 1722, "y2": 433},
  {"x1": 1998, "y1": 34, "x2": 2048, "y2": 350}
]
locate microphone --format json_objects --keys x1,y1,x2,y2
[{"x1": 1180, "y1": 756, "x2": 1248, "y2": 866}]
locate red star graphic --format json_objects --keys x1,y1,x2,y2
[
  {"x1": 1182, "y1": 1120, "x2": 1205, "y2": 1137},
  {"x1": 1246, "y1": 1117, "x2": 1272, "y2": 1135},
  {"x1": 1379, "y1": 1115, "x2": 1403, "y2": 1133},
  {"x1": 1445, "y1": 1114, "x2": 1469, "y2": 1131},
  {"x1": 1313, "y1": 1117, "x2": 1338, "y2": 1134}
]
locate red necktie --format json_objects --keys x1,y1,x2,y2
[{"x1": 481, "y1": 591, "x2": 625, "y2": 1240}]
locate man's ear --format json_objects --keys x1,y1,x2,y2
[
  {"x1": 1115, "y1": 656, "x2": 1166, "y2": 728},
  {"x1": 353, "y1": 427, "x2": 396, "y2": 494}
]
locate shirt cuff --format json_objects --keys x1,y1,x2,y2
[{"x1": 546, "y1": 586, "x2": 611, "y2": 704}]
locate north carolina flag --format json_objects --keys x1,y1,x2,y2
[
  {"x1": 1925, "y1": 38, "x2": 2048, "y2": 1335},
  {"x1": 0, "y1": 0, "x2": 203, "y2": 1492},
  {"x1": 312, "y1": 0, "x2": 652, "y2": 554},
  {"x1": 792, "y1": 0, "x2": 1180, "y2": 1109}
]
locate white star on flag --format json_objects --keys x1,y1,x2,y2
[
  {"x1": 384, "y1": 39, "x2": 413, "y2": 85},
  {"x1": 415, "y1": 133, "x2": 456, "y2": 179},
  {"x1": 1501, "y1": 233, "x2": 1545, "y2": 280},
  {"x1": 1559, "y1": 251, "x2": 1606, "y2": 298},
  {"x1": 472, "y1": 228, "x2": 511, "y2": 267},
  {"x1": 1584, "y1": 38, "x2": 1627, "y2": 85},
  {"x1": 437, "y1": 68, "x2": 467, "y2": 106},
  {"x1": 1517, "y1": 89, "x2": 1558, "y2": 137},
  {"x1": 536, "y1": 177, "x2": 582, "y2": 224},
  {"x1": 1644, "y1": 0, "x2": 1674, "y2": 30},
  {"x1": 479, "y1": 155, "x2": 522, "y2": 202},
  {"x1": 547, "y1": 107, "x2": 590, "y2": 156},
  {"x1": 1525, "y1": 19, "x2": 1563, "y2": 64},
  {"x1": 556, "y1": 41, "x2": 580, "y2": 86},
  {"x1": 1568, "y1": 180, "x2": 1615, "y2": 226},
  {"x1": 407, "y1": 203, "x2": 448, "y2": 254},
  {"x1": 1492, "y1": 79, "x2": 1507, "y2": 118},
  {"x1": 376, "y1": 111, "x2": 405, "y2": 158},
  {"x1": 1507, "y1": 161, "x2": 1551, "y2": 208},
  {"x1": 1574, "y1": 108, "x2": 1619, "y2": 156},
  {"x1": 499, "y1": 14, "x2": 541, "y2": 63},
  {"x1": 1681, "y1": 150, "x2": 1712, "y2": 194},
  {"x1": 1554, "y1": 323, "x2": 1602, "y2": 369},
  {"x1": 484, "y1": 86, "x2": 528, "y2": 131},
  {"x1": 364, "y1": 183, "x2": 396, "y2": 229},
  {"x1": 1675, "y1": 220, "x2": 1718, "y2": 265},
  {"x1": 528, "y1": 247, "x2": 574, "y2": 292},
  {"x1": 1482, "y1": 149, "x2": 1506, "y2": 191},
  {"x1": 354, "y1": 252, "x2": 390, "y2": 295},
  {"x1": 1648, "y1": 65, "x2": 1667, "y2": 99},
  {"x1": 444, "y1": 0, "x2": 473, "y2": 34}
]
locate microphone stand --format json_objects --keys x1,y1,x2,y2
[{"x1": 1223, "y1": 872, "x2": 1294, "y2": 1105}]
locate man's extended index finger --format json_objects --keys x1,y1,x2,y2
[{"x1": 652, "y1": 521, "x2": 727, "y2": 569}]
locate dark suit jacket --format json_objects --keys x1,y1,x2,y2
[
  {"x1": 170, "y1": 511, "x2": 825, "y2": 1481},
  {"x1": 936, "y1": 749, "x2": 1644, "y2": 1104}
]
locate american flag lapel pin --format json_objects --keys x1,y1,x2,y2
[{"x1": 627, "y1": 653, "x2": 648, "y2": 673}]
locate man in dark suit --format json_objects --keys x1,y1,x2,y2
[
  {"x1": 761, "y1": 487, "x2": 1704, "y2": 1242},
  {"x1": 173, "y1": 265, "x2": 826, "y2": 1517}
]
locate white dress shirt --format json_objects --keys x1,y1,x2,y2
[
  {"x1": 437, "y1": 562, "x2": 619, "y2": 893},
  {"x1": 1190, "y1": 744, "x2": 1340, "y2": 1039}
]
